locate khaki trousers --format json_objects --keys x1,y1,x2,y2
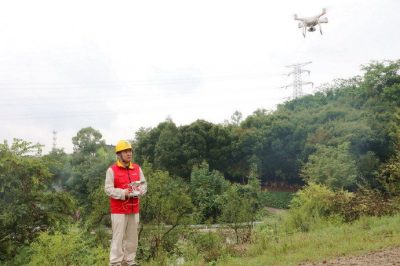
[{"x1": 110, "y1": 213, "x2": 139, "y2": 265}]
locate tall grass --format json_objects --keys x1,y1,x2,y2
[{"x1": 218, "y1": 214, "x2": 400, "y2": 266}]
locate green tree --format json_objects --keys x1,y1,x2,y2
[
  {"x1": 218, "y1": 164, "x2": 262, "y2": 243},
  {"x1": 189, "y1": 162, "x2": 229, "y2": 223},
  {"x1": 0, "y1": 139, "x2": 75, "y2": 260},
  {"x1": 140, "y1": 162, "x2": 194, "y2": 259},
  {"x1": 42, "y1": 148, "x2": 72, "y2": 191},
  {"x1": 134, "y1": 127, "x2": 158, "y2": 165},
  {"x1": 377, "y1": 137, "x2": 400, "y2": 197},
  {"x1": 301, "y1": 142, "x2": 359, "y2": 190},
  {"x1": 154, "y1": 120, "x2": 182, "y2": 176},
  {"x1": 66, "y1": 127, "x2": 109, "y2": 208},
  {"x1": 71, "y1": 127, "x2": 105, "y2": 156},
  {"x1": 230, "y1": 110, "x2": 243, "y2": 126}
]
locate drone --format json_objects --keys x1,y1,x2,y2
[{"x1": 294, "y1": 8, "x2": 328, "y2": 37}]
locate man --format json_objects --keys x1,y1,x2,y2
[{"x1": 105, "y1": 140, "x2": 147, "y2": 266}]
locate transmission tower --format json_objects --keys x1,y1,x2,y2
[
  {"x1": 282, "y1": 61, "x2": 313, "y2": 99},
  {"x1": 52, "y1": 130, "x2": 57, "y2": 151}
]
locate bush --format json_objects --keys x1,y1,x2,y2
[
  {"x1": 285, "y1": 183, "x2": 337, "y2": 232},
  {"x1": 284, "y1": 183, "x2": 399, "y2": 233},
  {"x1": 11, "y1": 228, "x2": 108, "y2": 266},
  {"x1": 191, "y1": 232, "x2": 225, "y2": 262},
  {"x1": 332, "y1": 187, "x2": 398, "y2": 222}
]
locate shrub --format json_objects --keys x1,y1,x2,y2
[
  {"x1": 301, "y1": 142, "x2": 358, "y2": 190},
  {"x1": 15, "y1": 228, "x2": 108, "y2": 266},
  {"x1": 284, "y1": 183, "x2": 398, "y2": 233},
  {"x1": 332, "y1": 187, "x2": 398, "y2": 222},
  {"x1": 287, "y1": 183, "x2": 336, "y2": 227},
  {"x1": 190, "y1": 231, "x2": 225, "y2": 262}
]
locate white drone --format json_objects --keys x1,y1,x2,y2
[{"x1": 294, "y1": 8, "x2": 328, "y2": 37}]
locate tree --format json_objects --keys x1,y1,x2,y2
[
  {"x1": 42, "y1": 148, "x2": 71, "y2": 191},
  {"x1": 139, "y1": 162, "x2": 194, "y2": 259},
  {"x1": 0, "y1": 139, "x2": 76, "y2": 260},
  {"x1": 189, "y1": 162, "x2": 229, "y2": 223},
  {"x1": 154, "y1": 120, "x2": 182, "y2": 176},
  {"x1": 218, "y1": 164, "x2": 262, "y2": 243},
  {"x1": 72, "y1": 127, "x2": 105, "y2": 156},
  {"x1": 134, "y1": 127, "x2": 158, "y2": 165},
  {"x1": 377, "y1": 135, "x2": 400, "y2": 197},
  {"x1": 230, "y1": 110, "x2": 243, "y2": 126},
  {"x1": 67, "y1": 127, "x2": 109, "y2": 206},
  {"x1": 301, "y1": 142, "x2": 359, "y2": 190}
]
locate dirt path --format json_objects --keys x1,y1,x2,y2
[
  {"x1": 265, "y1": 207, "x2": 287, "y2": 214},
  {"x1": 298, "y1": 246, "x2": 400, "y2": 266}
]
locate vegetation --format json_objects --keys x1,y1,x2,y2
[
  {"x1": 260, "y1": 191, "x2": 294, "y2": 209},
  {"x1": 1, "y1": 60, "x2": 400, "y2": 265},
  {"x1": 220, "y1": 213, "x2": 400, "y2": 266}
]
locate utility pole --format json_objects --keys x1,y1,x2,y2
[
  {"x1": 282, "y1": 61, "x2": 313, "y2": 99},
  {"x1": 52, "y1": 130, "x2": 57, "y2": 151}
]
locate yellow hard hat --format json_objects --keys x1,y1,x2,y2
[{"x1": 115, "y1": 140, "x2": 132, "y2": 153}]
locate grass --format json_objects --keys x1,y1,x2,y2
[{"x1": 217, "y1": 214, "x2": 400, "y2": 266}]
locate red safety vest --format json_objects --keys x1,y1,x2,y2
[{"x1": 109, "y1": 162, "x2": 141, "y2": 214}]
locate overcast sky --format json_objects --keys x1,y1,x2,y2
[{"x1": 1, "y1": 0, "x2": 399, "y2": 153}]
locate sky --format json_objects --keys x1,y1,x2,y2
[{"x1": 0, "y1": 0, "x2": 399, "y2": 153}]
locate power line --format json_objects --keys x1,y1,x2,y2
[
  {"x1": 0, "y1": 72, "x2": 283, "y2": 91},
  {"x1": 0, "y1": 79, "x2": 283, "y2": 106}
]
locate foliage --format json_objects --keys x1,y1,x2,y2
[
  {"x1": 0, "y1": 139, "x2": 76, "y2": 260},
  {"x1": 13, "y1": 228, "x2": 108, "y2": 266},
  {"x1": 139, "y1": 162, "x2": 194, "y2": 260},
  {"x1": 285, "y1": 183, "x2": 398, "y2": 232},
  {"x1": 189, "y1": 162, "x2": 229, "y2": 223},
  {"x1": 42, "y1": 148, "x2": 71, "y2": 191},
  {"x1": 331, "y1": 187, "x2": 398, "y2": 222},
  {"x1": 189, "y1": 232, "x2": 226, "y2": 262},
  {"x1": 217, "y1": 184, "x2": 255, "y2": 243},
  {"x1": 66, "y1": 128, "x2": 114, "y2": 218},
  {"x1": 222, "y1": 214, "x2": 400, "y2": 266},
  {"x1": 85, "y1": 184, "x2": 111, "y2": 231},
  {"x1": 301, "y1": 142, "x2": 359, "y2": 190},
  {"x1": 71, "y1": 127, "x2": 105, "y2": 156},
  {"x1": 153, "y1": 120, "x2": 182, "y2": 176},
  {"x1": 377, "y1": 140, "x2": 400, "y2": 197},
  {"x1": 128, "y1": 60, "x2": 400, "y2": 188},
  {"x1": 284, "y1": 183, "x2": 339, "y2": 232},
  {"x1": 217, "y1": 164, "x2": 263, "y2": 243},
  {"x1": 260, "y1": 191, "x2": 294, "y2": 209}
]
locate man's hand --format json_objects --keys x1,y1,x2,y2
[{"x1": 124, "y1": 188, "x2": 132, "y2": 197}]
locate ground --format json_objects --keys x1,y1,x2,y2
[{"x1": 298, "y1": 246, "x2": 400, "y2": 266}]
